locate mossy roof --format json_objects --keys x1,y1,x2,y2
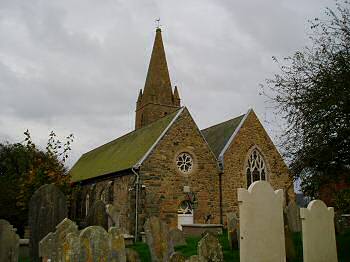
[
  {"x1": 201, "y1": 114, "x2": 245, "y2": 158},
  {"x1": 70, "y1": 109, "x2": 181, "y2": 183}
]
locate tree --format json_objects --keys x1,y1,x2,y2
[
  {"x1": 263, "y1": 1, "x2": 350, "y2": 200},
  {"x1": 0, "y1": 130, "x2": 74, "y2": 236}
]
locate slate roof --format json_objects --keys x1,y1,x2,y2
[
  {"x1": 70, "y1": 108, "x2": 182, "y2": 183},
  {"x1": 201, "y1": 114, "x2": 245, "y2": 158}
]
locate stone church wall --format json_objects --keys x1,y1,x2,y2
[
  {"x1": 139, "y1": 109, "x2": 220, "y2": 230},
  {"x1": 222, "y1": 110, "x2": 294, "y2": 219}
]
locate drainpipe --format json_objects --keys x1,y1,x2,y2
[
  {"x1": 131, "y1": 167, "x2": 140, "y2": 241},
  {"x1": 218, "y1": 157, "x2": 224, "y2": 225}
]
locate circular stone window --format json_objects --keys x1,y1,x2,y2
[{"x1": 176, "y1": 152, "x2": 193, "y2": 174}]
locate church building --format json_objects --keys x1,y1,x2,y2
[{"x1": 70, "y1": 28, "x2": 294, "y2": 237}]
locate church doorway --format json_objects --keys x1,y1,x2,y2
[{"x1": 177, "y1": 200, "x2": 194, "y2": 230}]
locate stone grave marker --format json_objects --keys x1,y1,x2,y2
[
  {"x1": 169, "y1": 228, "x2": 186, "y2": 246},
  {"x1": 39, "y1": 218, "x2": 78, "y2": 261},
  {"x1": 106, "y1": 204, "x2": 120, "y2": 229},
  {"x1": 144, "y1": 216, "x2": 174, "y2": 262},
  {"x1": 62, "y1": 231, "x2": 80, "y2": 262},
  {"x1": 125, "y1": 248, "x2": 141, "y2": 262},
  {"x1": 283, "y1": 212, "x2": 297, "y2": 262},
  {"x1": 169, "y1": 252, "x2": 186, "y2": 262},
  {"x1": 238, "y1": 181, "x2": 286, "y2": 262},
  {"x1": 79, "y1": 226, "x2": 109, "y2": 261},
  {"x1": 85, "y1": 200, "x2": 108, "y2": 230},
  {"x1": 226, "y1": 212, "x2": 239, "y2": 249},
  {"x1": 286, "y1": 201, "x2": 301, "y2": 232},
  {"x1": 28, "y1": 184, "x2": 67, "y2": 261},
  {"x1": 300, "y1": 200, "x2": 337, "y2": 262},
  {"x1": 197, "y1": 233, "x2": 223, "y2": 262},
  {"x1": 0, "y1": 219, "x2": 19, "y2": 262},
  {"x1": 108, "y1": 227, "x2": 126, "y2": 262}
]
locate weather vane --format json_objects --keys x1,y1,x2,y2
[{"x1": 155, "y1": 18, "x2": 161, "y2": 29}]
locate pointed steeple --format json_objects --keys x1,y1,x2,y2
[
  {"x1": 135, "y1": 28, "x2": 181, "y2": 130},
  {"x1": 142, "y1": 28, "x2": 173, "y2": 105}
]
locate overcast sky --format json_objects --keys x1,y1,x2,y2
[{"x1": 0, "y1": 0, "x2": 336, "y2": 167}]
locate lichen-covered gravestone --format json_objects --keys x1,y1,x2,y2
[
  {"x1": 125, "y1": 248, "x2": 141, "y2": 262},
  {"x1": 144, "y1": 216, "x2": 174, "y2": 262},
  {"x1": 238, "y1": 181, "x2": 286, "y2": 262},
  {"x1": 39, "y1": 218, "x2": 78, "y2": 261},
  {"x1": 286, "y1": 201, "x2": 301, "y2": 232},
  {"x1": 0, "y1": 219, "x2": 19, "y2": 262},
  {"x1": 169, "y1": 252, "x2": 186, "y2": 262},
  {"x1": 79, "y1": 226, "x2": 109, "y2": 261},
  {"x1": 300, "y1": 200, "x2": 337, "y2": 262},
  {"x1": 29, "y1": 184, "x2": 67, "y2": 261},
  {"x1": 226, "y1": 212, "x2": 239, "y2": 249},
  {"x1": 62, "y1": 231, "x2": 80, "y2": 262},
  {"x1": 85, "y1": 200, "x2": 108, "y2": 230},
  {"x1": 108, "y1": 227, "x2": 126, "y2": 262},
  {"x1": 197, "y1": 233, "x2": 223, "y2": 262},
  {"x1": 169, "y1": 228, "x2": 186, "y2": 246}
]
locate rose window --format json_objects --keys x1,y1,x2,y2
[{"x1": 176, "y1": 153, "x2": 193, "y2": 173}]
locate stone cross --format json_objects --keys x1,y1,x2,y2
[
  {"x1": 238, "y1": 181, "x2": 286, "y2": 262},
  {"x1": 300, "y1": 200, "x2": 338, "y2": 262}
]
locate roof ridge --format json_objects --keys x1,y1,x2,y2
[{"x1": 201, "y1": 114, "x2": 245, "y2": 132}]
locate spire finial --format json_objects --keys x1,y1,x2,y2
[{"x1": 155, "y1": 18, "x2": 161, "y2": 31}]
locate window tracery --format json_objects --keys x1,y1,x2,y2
[
  {"x1": 176, "y1": 152, "x2": 193, "y2": 173},
  {"x1": 246, "y1": 148, "x2": 267, "y2": 188}
]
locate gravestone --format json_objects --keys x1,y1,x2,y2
[
  {"x1": 85, "y1": 200, "x2": 108, "y2": 230},
  {"x1": 197, "y1": 233, "x2": 223, "y2": 262},
  {"x1": 62, "y1": 231, "x2": 80, "y2": 262},
  {"x1": 238, "y1": 181, "x2": 285, "y2": 262},
  {"x1": 286, "y1": 201, "x2": 301, "y2": 232},
  {"x1": 106, "y1": 204, "x2": 120, "y2": 229},
  {"x1": 126, "y1": 248, "x2": 141, "y2": 262},
  {"x1": 283, "y1": 212, "x2": 297, "y2": 262},
  {"x1": 0, "y1": 219, "x2": 19, "y2": 262},
  {"x1": 144, "y1": 216, "x2": 174, "y2": 262},
  {"x1": 300, "y1": 200, "x2": 337, "y2": 262},
  {"x1": 28, "y1": 184, "x2": 67, "y2": 261},
  {"x1": 169, "y1": 252, "x2": 186, "y2": 262},
  {"x1": 226, "y1": 212, "x2": 239, "y2": 249},
  {"x1": 39, "y1": 218, "x2": 78, "y2": 261},
  {"x1": 108, "y1": 227, "x2": 126, "y2": 262},
  {"x1": 79, "y1": 226, "x2": 109, "y2": 261},
  {"x1": 169, "y1": 228, "x2": 186, "y2": 246}
]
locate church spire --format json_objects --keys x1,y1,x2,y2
[
  {"x1": 142, "y1": 28, "x2": 173, "y2": 105},
  {"x1": 135, "y1": 28, "x2": 181, "y2": 130}
]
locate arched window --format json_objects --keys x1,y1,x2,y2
[{"x1": 246, "y1": 148, "x2": 267, "y2": 188}]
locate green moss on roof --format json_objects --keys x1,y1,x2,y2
[
  {"x1": 201, "y1": 114, "x2": 245, "y2": 157},
  {"x1": 70, "y1": 109, "x2": 181, "y2": 182}
]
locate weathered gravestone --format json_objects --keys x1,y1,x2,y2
[
  {"x1": 29, "y1": 184, "x2": 67, "y2": 261},
  {"x1": 39, "y1": 218, "x2": 78, "y2": 262},
  {"x1": 169, "y1": 228, "x2": 186, "y2": 246},
  {"x1": 144, "y1": 216, "x2": 174, "y2": 262},
  {"x1": 106, "y1": 204, "x2": 120, "y2": 229},
  {"x1": 300, "y1": 200, "x2": 337, "y2": 262},
  {"x1": 283, "y1": 212, "x2": 297, "y2": 262},
  {"x1": 238, "y1": 181, "x2": 286, "y2": 262},
  {"x1": 79, "y1": 226, "x2": 109, "y2": 261},
  {"x1": 62, "y1": 231, "x2": 80, "y2": 262},
  {"x1": 197, "y1": 233, "x2": 223, "y2": 262},
  {"x1": 286, "y1": 201, "x2": 301, "y2": 232},
  {"x1": 226, "y1": 212, "x2": 239, "y2": 249},
  {"x1": 126, "y1": 248, "x2": 141, "y2": 262},
  {"x1": 85, "y1": 200, "x2": 108, "y2": 230},
  {"x1": 169, "y1": 252, "x2": 186, "y2": 262},
  {"x1": 108, "y1": 227, "x2": 126, "y2": 262},
  {"x1": 0, "y1": 219, "x2": 19, "y2": 262}
]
